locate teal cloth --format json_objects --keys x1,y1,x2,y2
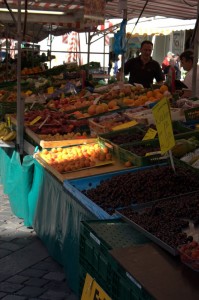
[
  {"x1": 5, "y1": 151, "x2": 34, "y2": 223},
  {"x1": 27, "y1": 159, "x2": 45, "y2": 226},
  {"x1": 33, "y1": 164, "x2": 96, "y2": 294},
  {"x1": 0, "y1": 147, "x2": 14, "y2": 191}
]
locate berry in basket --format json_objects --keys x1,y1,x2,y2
[{"x1": 178, "y1": 241, "x2": 199, "y2": 271}]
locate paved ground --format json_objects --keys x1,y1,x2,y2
[{"x1": 0, "y1": 185, "x2": 79, "y2": 300}]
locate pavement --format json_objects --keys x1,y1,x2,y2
[{"x1": 0, "y1": 184, "x2": 79, "y2": 300}]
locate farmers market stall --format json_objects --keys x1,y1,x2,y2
[{"x1": 1, "y1": 1, "x2": 199, "y2": 299}]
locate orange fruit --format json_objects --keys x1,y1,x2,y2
[
  {"x1": 146, "y1": 90, "x2": 154, "y2": 98},
  {"x1": 160, "y1": 84, "x2": 169, "y2": 93},
  {"x1": 124, "y1": 161, "x2": 132, "y2": 167},
  {"x1": 155, "y1": 92, "x2": 164, "y2": 100}
]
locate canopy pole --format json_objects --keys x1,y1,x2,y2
[
  {"x1": 16, "y1": 0, "x2": 24, "y2": 155},
  {"x1": 87, "y1": 32, "x2": 91, "y2": 65},
  {"x1": 121, "y1": 9, "x2": 127, "y2": 83},
  {"x1": 192, "y1": 4, "x2": 199, "y2": 97}
]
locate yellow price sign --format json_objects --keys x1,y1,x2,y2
[
  {"x1": 47, "y1": 87, "x2": 54, "y2": 94},
  {"x1": 152, "y1": 97, "x2": 175, "y2": 154},
  {"x1": 112, "y1": 120, "x2": 138, "y2": 131},
  {"x1": 29, "y1": 116, "x2": 42, "y2": 126},
  {"x1": 142, "y1": 127, "x2": 157, "y2": 140},
  {"x1": 81, "y1": 273, "x2": 111, "y2": 300}
]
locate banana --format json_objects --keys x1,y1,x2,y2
[
  {"x1": 0, "y1": 122, "x2": 7, "y2": 131},
  {"x1": 2, "y1": 131, "x2": 16, "y2": 141},
  {"x1": 0, "y1": 128, "x2": 11, "y2": 139}
]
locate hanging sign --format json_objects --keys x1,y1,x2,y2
[
  {"x1": 152, "y1": 97, "x2": 175, "y2": 154},
  {"x1": 84, "y1": 0, "x2": 105, "y2": 26},
  {"x1": 81, "y1": 273, "x2": 111, "y2": 300}
]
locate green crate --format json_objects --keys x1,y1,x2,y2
[
  {"x1": 184, "y1": 107, "x2": 199, "y2": 122},
  {"x1": 118, "y1": 139, "x2": 168, "y2": 166},
  {"x1": 79, "y1": 219, "x2": 153, "y2": 300},
  {"x1": 172, "y1": 120, "x2": 193, "y2": 134},
  {"x1": 0, "y1": 102, "x2": 17, "y2": 117},
  {"x1": 98, "y1": 126, "x2": 145, "y2": 156}
]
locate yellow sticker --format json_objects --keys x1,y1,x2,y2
[
  {"x1": 145, "y1": 151, "x2": 161, "y2": 156},
  {"x1": 61, "y1": 93, "x2": 65, "y2": 99},
  {"x1": 47, "y1": 87, "x2": 54, "y2": 94},
  {"x1": 152, "y1": 97, "x2": 175, "y2": 154},
  {"x1": 7, "y1": 116, "x2": 11, "y2": 127},
  {"x1": 81, "y1": 273, "x2": 111, "y2": 300},
  {"x1": 29, "y1": 116, "x2": 42, "y2": 125},
  {"x1": 142, "y1": 128, "x2": 157, "y2": 140},
  {"x1": 112, "y1": 120, "x2": 138, "y2": 131}
]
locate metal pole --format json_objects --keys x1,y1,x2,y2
[
  {"x1": 87, "y1": 32, "x2": 91, "y2": 65},
  {"x1": 192, "y1": 6, "x2": 199, "y2": 97},
  {"x1": 103, "y1": 33, "x2": 105, "y2": 70},
  {"x1": 5, "y1": 27, "x2": 9, "y2": 82},
  {"x1": 17, "y1": 0, "x2": 24, "y2": 155},
  {"x1": 121, "y1": 9, "x2": 127, "y2": 83}
]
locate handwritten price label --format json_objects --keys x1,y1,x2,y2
[
  {"x1": 81, "y1": 273, "x2": 111, "y2": 300},
  {"x1": 152, "y1": 97, "x2": 175, "y2": 154}
]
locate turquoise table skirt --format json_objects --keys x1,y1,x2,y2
[
  {"x1": 0, "y1": 149, "x2": 109, "y2": 294},
  {"x1": 0, "y1": 148, "x2": 43, "y2": 226},
  {"x1": 33, "y1": 160, "x2": 97, "y2": 294}
]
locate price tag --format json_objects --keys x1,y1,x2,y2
[
  {"x1": 152, "y1": 97, "x2": 175, "y2": 154},
  {"x1": 142, "y1": 128, "x2": 157, "y2": 140},
  {"x1": 29, "y1": 116, "x2": 42, "y2": 126},
  {"x1": 81, "y1": 273, "x2": 111, "y2": 300},
  {"x1": 145, "y1": 151, "x2": 161, "y2": 156},
  {"x1": 93, "y1": 95, "x2": 102, "y2": 105},
  {"x1": 112, "y1": 120, "x2": 138, "y2": 131},
  {"x1": 47, "y1": 86, "x2": 54, "y2": 94}
]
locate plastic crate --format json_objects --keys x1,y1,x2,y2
[
  {"x1": 80, "y1": 219, "x2": 152, "y2": 300},
  {"x1": 0, "y1": 102, "x2": 17, "y2": 117},
  {"x1": 79, "y1": 219, "x2": 152, "y2": 300},
  {"x1": 172, "y1": 120, "x2": 194, "y2": 134},
  {"x1": 98, "y1": 126, "x2": 146, "y2": 156},
  {"x1": 117, "y1": 139, "x2": 168, "y2": 166}
]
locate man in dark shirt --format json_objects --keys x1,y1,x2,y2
[{"x1": 124, "y1": 40, "x2": 165, "y2": 88}]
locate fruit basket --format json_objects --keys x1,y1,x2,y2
[{"x1": 178, "y1": 242, "x2": 199, "y2": 271}]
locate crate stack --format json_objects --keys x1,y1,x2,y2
[{"x1": 79, "y1": 219, "x2": 154, "y2": 300}]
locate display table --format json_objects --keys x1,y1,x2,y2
[{"x1": 33, "y1": 161, "x2": 106, "y2": 294}]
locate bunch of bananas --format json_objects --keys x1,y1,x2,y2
[{"x1": 0, "y1": 122, "x2": 16, "y2": 141}]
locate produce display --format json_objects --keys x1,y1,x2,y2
[
  {"x1": 39, "y1": 143, "x2": 112, "y2": 173},
  {"x1": 81, "y1": 165, "x2": 199, "y2": 213},
  {"x1": 0, "y1": 122, "x2": 16, "y2": 141},
  {"x1": 178, "y1": 241, "x2": 199, "y2": 271},
  {"x1": 117, "y1": 191, "x2": 199, "y2": 251},
  {"x1": 89, "y1": 107, "x2": 145, "y2": 134},
  {"x1": 23, "y1": 109, "x2": 90, "y2": 136},
  {"x1": 2, "y1": 64, "x2": 199, "y2": 282},
  {"x1": 172, "y1": 136, "x2": 199, "y2": 158}
]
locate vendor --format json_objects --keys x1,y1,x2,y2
[
  {"x1": 179, "y1": 50, "x2": 199, "y2": 98},
  {"x1": 118, "y1": 40, "x2": 164, "y2": 88}
]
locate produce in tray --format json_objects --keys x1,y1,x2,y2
[
  {"x1": 82, "y1": 165, "x2": 199, "y2": 212},
  {"x1": 46, "y1": 89, "x2": 97, "y2": 112},
  {"x1": 39, "y1": 143, "x2": 112, "y2": 173},
  {"x1": 117, "y1": 191, "x2": 199, "y2": 251},
  {"x1": 172, "y1": 136, "x2": 199, "y2": 158},
  {"x1": 178, "y1": 241, "x2": 199, "y2": 271},
  {"x1": 23, "y1": 109, "x2": 90, "y2": 136}
]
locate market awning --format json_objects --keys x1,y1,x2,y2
[
  {"x1": 125, "y1": 17, "x2": 196, "y2": 37},
  {"x1": 0, "y1": 0, "x2": 198, "y2": 42}
]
